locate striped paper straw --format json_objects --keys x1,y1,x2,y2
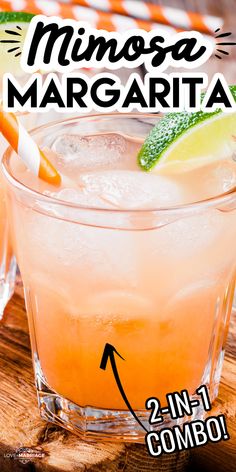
[
  {"x1": 0, "y1": 107, "x2": 61, "y2": 185},
  {"x1": 0, "y1": 0, "x2": 166, "y2": 32},
  {"x1": 0, "y1": 0, "x2": 216, "y2": 35},
  {"x1": 55, "y1": 0, "x2": 223, "y2": 35}
]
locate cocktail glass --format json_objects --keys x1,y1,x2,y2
[
  {"x1": 2, "y1": 114, "x2": 236, "y2": 442},
  {"x1": 0, "y1": 134, "x2": 17, "y2": 315},
  {"x1": 0, "y1": 108, "x2": 42, "y2": 314}
]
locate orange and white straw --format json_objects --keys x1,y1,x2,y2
[
  {"x1": 0, "y1": 108, "x2": 61, "y2": 186},
  {"x1": 0, "y1": 0, "x2": 223, "y2": 35},
  {"x1": 57, "y1": 0, "x2": 223, "y2": 35}
]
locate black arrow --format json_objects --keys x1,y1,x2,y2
[{"x1": 100, "y1": 343, "x2": 148, "y2": 432}]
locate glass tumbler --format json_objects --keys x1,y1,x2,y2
[
  {"x1": 2, "y1": 115, "x2": 236, "y2": 442},
  {"x1": 0, "y1": 134, "x2": 17, "y2": 315}
]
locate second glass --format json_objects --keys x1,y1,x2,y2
[{"x1": 0, "y1": 136, "x2": 16, "y2": 316}]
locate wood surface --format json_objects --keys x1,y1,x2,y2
[{"x1": 0, "y1": 285, "x2": 235, "y2": 472}]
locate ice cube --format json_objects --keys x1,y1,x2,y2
[
  {"x1": 179, "y1": 159, "x2": 236, "y2": 203},
  {"x1": 43, "y1": 169, "x2": 185, "y2": 213},
  {"x1": 208, "y1": 160, "x2": 236, "y2": 194},
  {"x1": 78, "y1": 170, "x2": 184, "y2": 209},
  {"x1": 45, "y1": 187, "x2": 99, "y2": 206},
  {"x1": 197, "y1": 160, "x2": 236, "y2": 201},
  {"x1": 51, "y1": 133, "x2": 140, "y2": 172},
  {"x1": 44, "y1": 185, "x2": 117, "y2": 211}
]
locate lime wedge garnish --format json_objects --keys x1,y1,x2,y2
[
  {"x1": 138, "y1": 86, "x2": 236, "y2": 173},
  {"x1": 0, "y1": 12, "x2": 34, "y2": 76}
]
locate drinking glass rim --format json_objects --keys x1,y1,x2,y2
[{"x1": 2, "y1": 112, "x2": 236, "y2": 217}]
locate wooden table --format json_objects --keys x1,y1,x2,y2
[{"x1": 0, "y1": 286, "x2": 235, "y2": 472}]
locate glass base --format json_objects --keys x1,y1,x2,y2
[
  {"x1": 0, "y1": 256, "x2": 16, "y2": 318},
  {"x1": 36, "y1": 371, "x2": 215, "y2": 443}
]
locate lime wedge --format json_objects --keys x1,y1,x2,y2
[
  {"x1": 138, "y1": 86, "x2": 236, "y2": 173},
  {"x1": 0, "y1": 12, "x2": 34, "y2": 76}
]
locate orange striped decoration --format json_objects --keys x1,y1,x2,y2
[
  {"x1": 0, "y1": 0, "x2": 222, "y2": 35},
  {"x1": 49, "y1": 0, "x2": 223, "y2": 35},
  {"x1": 0, "y1": 106, "x2": 61, "y2": 185}
]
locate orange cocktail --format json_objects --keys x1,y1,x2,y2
[{"x1": 2, "y1": 114, "x2": 236, "y2": 442}]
